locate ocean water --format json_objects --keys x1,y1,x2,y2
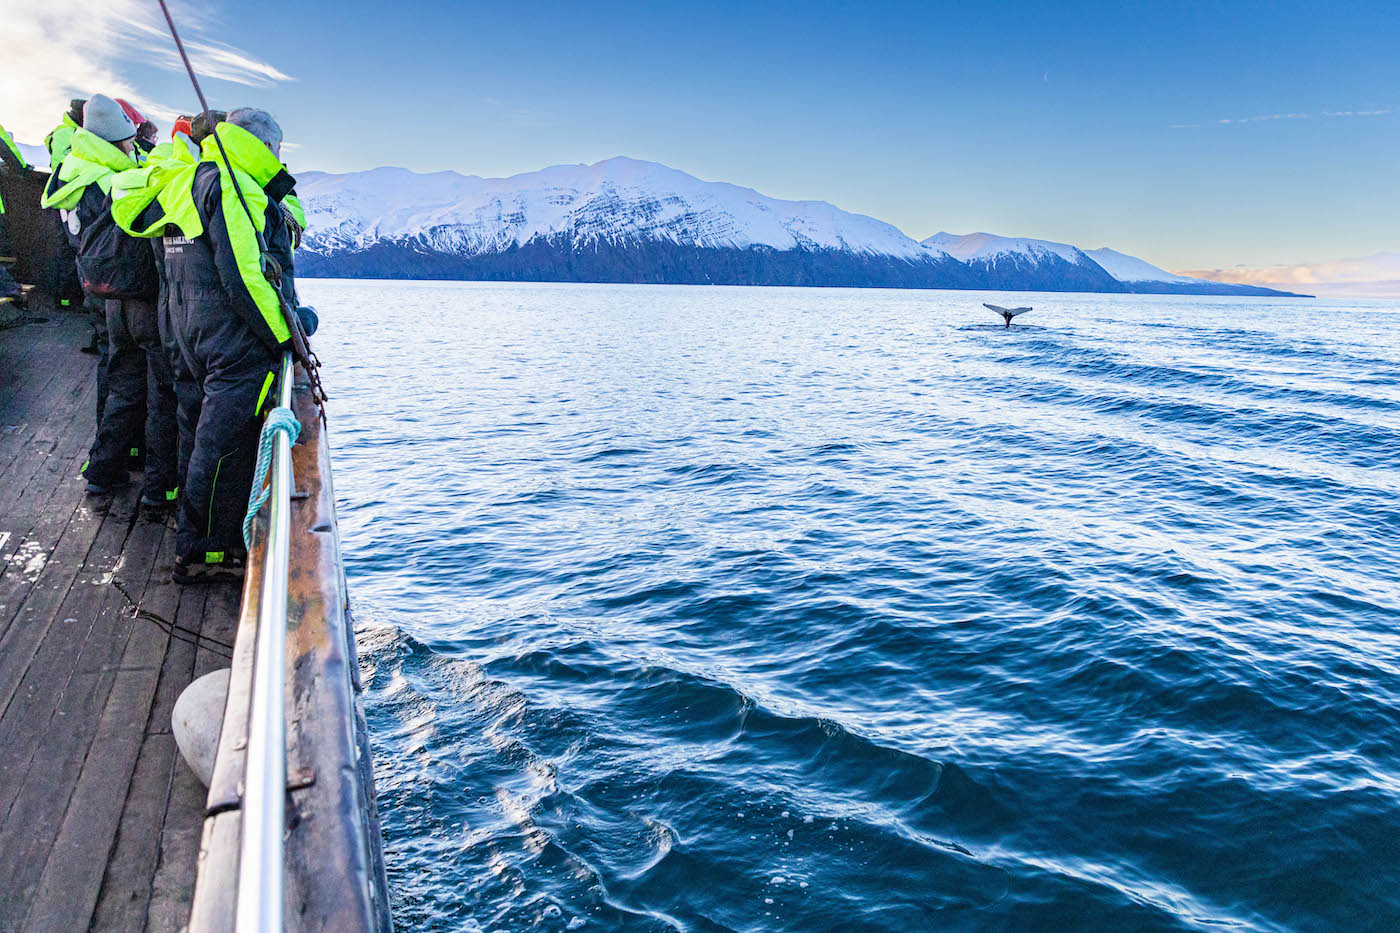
[{"x1": 300, "y1": 280, "x2": 1400, "y2": 933}]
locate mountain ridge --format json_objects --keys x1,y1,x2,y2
[{"x1": 293, "y1": 157, "x2": 1309, "y2": 297}]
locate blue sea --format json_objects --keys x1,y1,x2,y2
[{"x1": 301, "y1": 280, "x2": 1400, "y2": 932}]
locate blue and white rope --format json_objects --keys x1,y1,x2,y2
[{"x1": 243, "y1": 406, "x2": 302, "y2": 549}]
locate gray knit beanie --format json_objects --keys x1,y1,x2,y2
[{"x1": 83, "y1": 94, "x2": 137, "y2": 143}]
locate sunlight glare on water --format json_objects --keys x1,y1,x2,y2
[{"x1": 300, "y1": 280, "x2": 1400, "y2": 932}]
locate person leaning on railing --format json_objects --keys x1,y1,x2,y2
[{"x1": 112, "y1": 107, "x2": 306, "y2": 585}]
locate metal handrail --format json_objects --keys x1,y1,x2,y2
[{"x1": 235, "y1": 350, "x2": 296, "y2": 933}]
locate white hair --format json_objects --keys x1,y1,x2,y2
[{"x1": 227, "y1": 107, "x2": 283, "y2": 152}]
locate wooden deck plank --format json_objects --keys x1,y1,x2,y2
[
  {"x1": 0, "y1": 485, "x2": 101, "y2": 707},
  {"x1": 145, "y1": 754, "x2": 208, "y2": 933},
  {"x1": 143, "y1": 582, "x2": 237, "y2": 933},
  {"x1": 18, "y1": 514, "x2": 174, "y2": 932},
  {"x1": 147, "y1": 586, "x2": 208, "y2": 738},
  {"x1": 88, "y1": 543, "x2": 206, "y2": 932},
  {"x1": 0, "y1": 436, "x2": 88, "y2": 566},
  {"x1": 0, "y1": 323, "x2": 89, "y2": 443},
  {"x1": 0, "y1": 492, "x2": 143, "y2": 921},
  {"x1": 19, "y1": 670, "x2": 155, "y2": 932},
  {"x1": 0, "y1": 322, "x2": 97, "y2": 651},
  {"x1": 87, "y1": 732, "x2": 180, "y2": 932},
  {"x1": 0, "y1": 365, "x2": 79, "y2": 513},
  {"x1": 0, "y1": 319, "x2": 92, "y2": 491},
  {"x1": 0, "y1": 310, "x2": 236, "y2": 933},
  {"x1": 0, "y1": 317, "x2": 76, "y2": 435},
  {"x1": 0, "y1": 370, "x2": 94, "y2": 521},
  {"x1": 0, "y1": 490, "x2": 126, "y2": 803},
  {"x1": 0, "y1": 335, "x2": 93, "y2": 598}
]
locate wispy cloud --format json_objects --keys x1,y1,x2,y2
[
  {"x1": 1216, "y1": 112, "x2": 1308, "y2": 125},
  {"x1": 1171, "y1": 108, "x2": 1391, "y2": 129},
  {"x1": 148, "y1": 38, "x2": 294, "y2": 87},
  {"x1": 0, "y1": 0, "x2": 291, "y2": 145}
]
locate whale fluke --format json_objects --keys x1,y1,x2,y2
[{"x1": 984, "y1": 303, "x2": 1033, "y2": 328}]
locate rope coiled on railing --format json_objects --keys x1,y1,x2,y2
[{"x1": 244, "y1": 406, "x2": 301, "y2": 549}]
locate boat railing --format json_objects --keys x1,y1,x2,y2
[
  {"x1": 187, "y1": 356, "x2": 393, "y2": 932},
  {"x1": 235, "y1": 349, "x2": 296, "y2": 932}
]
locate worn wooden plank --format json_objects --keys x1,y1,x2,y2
[
  {"x1": 0, "y1": 323, "x2": 90, "y2": 443},
  {"x1": 0, "y1": 348, "x2": 83, "y2": 504},
  {"x1": 87, "y1": 731, "x2": 180, "y2": 932},
  {"x1": 0, "y1": 449, "x2": 101, "y2": 686},
  {"x1": 0, "y1": 489, "x2": 133, "y2": 820},
  {"x1": 0, "y1": 315, "x2": 80, "y2": 429},
  {"x1": 280, "y1": 377, "x2": 389, "y2": 932},
  {"x1": 18, "y1": 513, "x2": 174, "y2": 932},
  {"x1": 19, "y1": 669, "x2": 155, "y2": 932},
  {"x1": 183, "y1": 811, "x2": 241, "y2": 933},
  {"x1": 0, "y1": 494, "x2": 149, "y2": 922},
  {"x1": 146, "y1": 578, "x2": 237, "y2": 933},
  {"x1": 145, "y1": 760, "x2": 209, "y2": 933},
  {"x1": 147, "y1": 586, "x2": 207, "y2": 738},
  {"x1": 0, "y1": 304, "x2": 234, "y2": 933},
  {"x1": 86, "y1": 539, "x2": 200, "y2": 933},
  {"x1": 0, "y1": 433, "x2": 86, "y2": 555},
  {"x1": 203, "y1": 546, "x2": 266, "y2": 815},
  {"x1": 142, "y1": 579, "x2": 238, "y2": 933},
  {"x1": 0, "y1": 317, "x2": 92, "y2": 490},
  {"x1": 0, "y1": 329, "x2": 93, "y2": 596},
  {"x1": 0, "y1": 456, "x2": 89, "y2": 645},
  {"x1": 196, "y1": 582, "x2": 242, "y2": 681}
]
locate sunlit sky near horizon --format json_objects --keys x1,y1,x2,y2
[{"x1": 2, "y1": 0, "x2": 1395, "y2": 275}]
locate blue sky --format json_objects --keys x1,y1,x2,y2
[{"x1": 8, "y1": 0, "x2": 1397, "y2": 272}]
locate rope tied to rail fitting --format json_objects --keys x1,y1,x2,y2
[{"x1": 243, "y1": 406, "x2": 301, "y2": 549}]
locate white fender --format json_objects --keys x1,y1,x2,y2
[{"x1": 172, "y1": 668, "x2": 231, "y2": 787}]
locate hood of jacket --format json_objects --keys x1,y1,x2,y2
[
  {"x1": 44, "y1": 114, "x2": 80, "y2": 163},
  {"x1": 113, "y1": 122, "x2": 296, "y2": 241},
  {"x1": 40, "y1": 128, "x2": 135, "y2": 210},
  {"x1": 200, "y1": 123, "x2": 294, "y2": 193}
]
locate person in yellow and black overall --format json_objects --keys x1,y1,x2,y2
[
  {"x1": 41, "y1": 94, "x2": 178, "y2": 507},
  {"x1": 42, "y1": 100, "x2": 116, "y2": 360},
  {"x1": 115, "y1": 108, "x2": 313, "y2": 584}
]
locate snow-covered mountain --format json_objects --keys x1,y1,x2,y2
[
  {"x1": 296, "y1": 157, "x2": 979, "y2": 288},
  {"x1": 921, "y1": 232, "x2": 1124, "y2": 293},
  {"x1": 1083, "y1": 247, "x2": 1195, "y2": 285},
  {"x1": 1080, "y1": 245, "x2": 1299, "y2": 295},
  {"x1": 301, "y1": 157, "x2": 933, "y2": 259},
  {"x1": 16, "y1": 143, "x2": 49, "y2": 168},
  {"x1": 293, "y1": 157, "x2": 1305, "y2": 296},
  {"x1": 919, "y1": 232, "x2": 1305, "y2": 296}
]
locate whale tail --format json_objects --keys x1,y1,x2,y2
[{"x1": 984, "y1": 303, "x2": 1033, "y2": 328}]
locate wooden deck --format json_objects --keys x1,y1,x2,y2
[{"x1": 0, "y1": 303, "x2": 235, "y2": 932}]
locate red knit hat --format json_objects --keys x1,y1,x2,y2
[
  {"x1": 172, "y1": 116, "x2": 194, "y2": 140},
  {"x1": 114, "y1": 98, "x2": 146, "y2": 128}
]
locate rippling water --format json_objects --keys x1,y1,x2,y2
[{"x1": 300, "y1": 280, "x2": 1400, "y2": 932}]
